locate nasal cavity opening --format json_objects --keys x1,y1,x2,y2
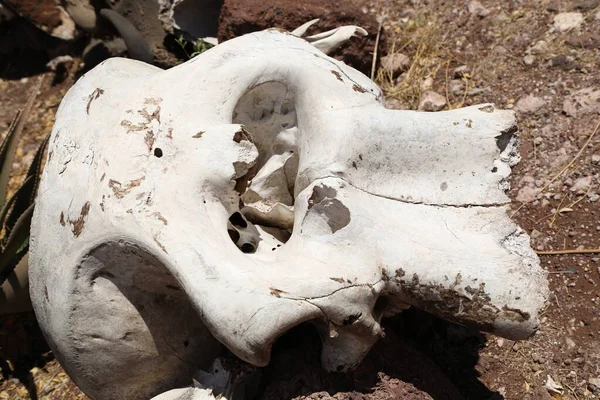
[{"x1": 227, "y1": 81, "x2": 299, "y2": 254}]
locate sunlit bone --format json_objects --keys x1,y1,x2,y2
[{"x1": 29, "y1": 28, "x2": 549, "y2": 400}]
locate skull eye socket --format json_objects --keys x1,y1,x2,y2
[{"x1": 227, "y1": 82, "x2": 300, "y2": 254}]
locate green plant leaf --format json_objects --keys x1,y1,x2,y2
[
  {"x1": 0, "y1": 203, "x2": 33, "y2": 285},
  {"x1": 0, "y1": 175, "x2": 33, "y2": 231},
  {"x1": 5, "y1": 134, "x2": 49, "y2": 233},
  {"x1": 0, "y1": 77, "x2": 42, "y2": 211}
]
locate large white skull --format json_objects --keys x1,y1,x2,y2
[{"x1": 29, "y1": 29, "x2": 549, "y2": 400}]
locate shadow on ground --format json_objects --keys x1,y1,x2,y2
[{"x1": 257, "y1": 308, "x2": 500, "y2": 400}]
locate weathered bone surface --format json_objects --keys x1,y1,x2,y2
[{"x1": 30, "y1": 29, "x2": 549, "y2": 400}]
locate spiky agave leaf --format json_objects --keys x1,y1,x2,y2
[
  {"x1": 0, "y1": 204, "x2": 33, "y2": 284},
  {"x1": 4, "y1": 134, "x2": 49, "y2": 234},
  {"x1": 0, "y1": 77, "x2": 42, "y2": 211}
]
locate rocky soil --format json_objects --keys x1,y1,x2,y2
[{"x1": 0, "y1": 0, "x2": 599, "y2": 399}]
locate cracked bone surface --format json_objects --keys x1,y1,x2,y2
[{"x1": 30, "y1": 29, "x2": 549, "y2": 400}]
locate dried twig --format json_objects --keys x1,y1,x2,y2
[
  {"x1": 536, "y1": 248, "x2": 600, "y2": 255},
  {"x1": 370, "y1": 16, "x2": 386, "y2": 80}
]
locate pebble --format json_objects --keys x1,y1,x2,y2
[
  {"x1": 381, "y1": 53, "x2": 411, "y2": 77},
  {"x1": 563, "y1": 87, "x2": 600, "y2": 117},
  {"x1": 418, "y1": 91, "x2": 446, "y2": 112},
  {"x1": 420, "y1": 77, "x2": 433, "y2": 91},
  {"x1": 550, "y1": 54, "x2": 576, "y2": 70},
  {"x1": 449, "y1": 79, "x2": 464, "y2": 95},
  {"x1": 453, "y1": 65, "x2": 469, "y2": 79},
  {"x1": 529, "y1": 40, "x2": 548, "y2": 54},
  {"x1": 566, "y1": 33, "x2": 600, "y2": 49},
  {"x1": 570, "y1": 176, "x2": 593, "y2": 193},
  {"x1": 468, "y1": 0, "x2": 490, "y2": 17},
  {"x1": 566, "y1": 337, "x2": 576, "y2": 349},
  {"x1": 516, "y1": 185, "x2": 538, "y2": 202},
  {"x1": 523, "y1": 54, "x2": 535, "y2": 66},
  {"x1": 553, "y1": 12, "x2": 584, "y2": 32},
  {"x1": 514, "y1": 94, "x2": 546, "y2": 113}
]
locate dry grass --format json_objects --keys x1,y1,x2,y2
[{"x1": 375, "y1": 13, "x2": 459, "y2": 110}]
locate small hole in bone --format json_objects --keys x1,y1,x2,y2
[
  {"x1": 227, "y1": 229, "x2": 240, "y2": 243},
  {"x1": 241, "y1": 243, "x2": 255, "y2": 253},
  {"x1": 491, "y1": 167, "x2": 498, "y2": 173},
  {"x1": 154, "y1": 148, "x2": 163, "y2": 158},
  {"x1": 229, "y1": 212, "x2": 248, "y2": 228}
]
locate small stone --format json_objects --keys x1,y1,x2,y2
[
  {"x1": 381, "y1": 53, "x2": 411, "y2": 77},
  {"x1": 566, "y1": 337, "x2": 576, "y2": 349},
  {"x1": 497, "y1": 338, "x2": 504, "y2": 347},
  {"x1": 589, "y1": 377, "x2": 600, "y2": 390},
  {"x1": 385, "y1": 98, "x2": 408, "y2": 110},
  {"x1": 574, "y1": 0, "x2": 599, "y2": 10},
  {"x1": 418, "y1": 91, "x2": 446, "y2": 112},
  {"x1": 468, "y1": 0, "x2": 490, "y2": 17},
  {"x1": 566, "y1": 33, "x2": 600, "y2": 49},
  {"x1": 467, "y1": 87, "x2": 491, "y2": 96},
  {"x1": 517, "y1": 186, "x2": 538, "y2": 203},
  {"x1": 449, "y1": 79, "x2": 464, "y2": 95},
  {"x1": 592, "y1": 154, "x2": 600, "y2": 164},
  {"x1": 453, "y1": 65, "x2": 469, "y2": 79},
  {"x1": 523, "y1": 54, "x2": 535, "y2": 66},
  {"x1": 529, "y1": 40, "x2": 548, "y2": 54},
  {"x1": 550, "y1": 54, "x2": 576, "y2": 70},
  {"x1": 420, "y1": 77, "x2": 433, "y2": 91},
  {"x1": 562, "y1": 88, "x2": 600, "y2": 117},
  {"x1": 553, "y1": 12, "x2": 584, "y2": 32},
  {"x1": 514, "y1": 95, "x2": 546, "y2": 113},
  {"x1": 596, "y1": 9, "x2": 600, "y2": 20},
  {"x1": 570, "y1": 176, "x2": 593, "y2": 193}
]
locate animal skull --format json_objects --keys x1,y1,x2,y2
[{"x1": 29, "y1": 28, "x2": 549, "y2": 400}]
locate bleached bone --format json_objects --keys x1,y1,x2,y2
[
  {"x1": 292, "y1": 18, "x2": 369, "y2": 54},
  {"x1": 29, "y1": 28, "x2": 549, "y2": 400}
]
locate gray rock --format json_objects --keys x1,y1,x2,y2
[
  {"x1": 516, "y1": 185, "x2": 538, "y2": 203},
  {"x1": 529, "y1": 40, "x2": 548, "y2": 55},
  {"x1": 385, "y1": 98, "x2": 408, "y2": 110},
  {"x1": 566, "y1": 33, "x2": 600, "y2": 49},
  {"x1": 381, "y1": 53, "x2": 411, "y2": 77},
  {"x1": 420, "y1": 77, "x2": 433, "y2": 91},
  {"x1": 449, "y1": 79, "x2": 464, "y2": 96},
  {"x1": 453, "y1": 65, "x2": 469, "y2": 79},
  {"x1": 418, "y1": 91, "x2": 446, "y2": 112},
  {"x1": 553, "y1": 12, "x2": 584, "y2": 32},
  {"x1": 467, "y1": 0, "x2": 490, "y2": 17},
  {"x1": 589, "y1": 377, "x2": 600, "y2": 389},
  {"x1": 550, "y1": 54, "x2": 576, "y2": 70},
  {"x1": 570, "y1": 176, "x2": 593, "y2": 193},
  {"x1": 523, "y1": 54, "x2": 536, "y2": 66},
  {"x1": 514, "y1": 95, "x2": 546, "y2": 114},
  {"x1": 563, "y1": 87, "x2": 600, "y2": 117}
]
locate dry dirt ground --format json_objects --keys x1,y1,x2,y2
[{"x1": 1, "y1": 0, "x2": 599, "y2": 399}]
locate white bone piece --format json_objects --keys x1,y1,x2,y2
[{"x1": 29, "y1": 28, "x2": 549, "y2": 400}]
